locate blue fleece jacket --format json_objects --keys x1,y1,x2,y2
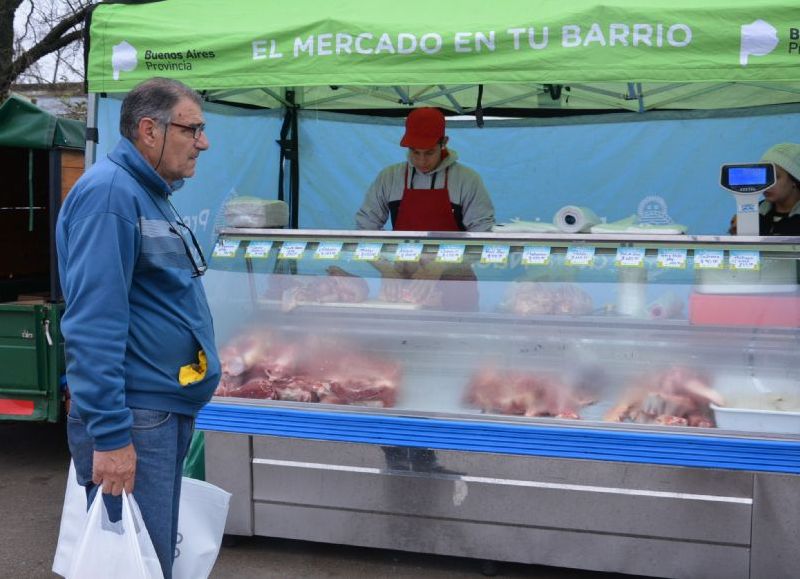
[{"x1": 56, "y1": 138, "x2": 221, "y2": 451}]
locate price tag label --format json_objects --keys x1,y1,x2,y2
[
  {"x1": 565, "y1": 246, "x2": 596, "y2": 266},
  {"x1": 693, "y1": 249, "x2": 725, "y2": 269},
  {"x1": 615, "y1": 247, "x2": 645, "y2": 268},
  {"x1": 244, "y1": 240, "x2": 273, "y2": 258},
  {"x1": 314, "y1": 241, "x2": 343, "y2": 260},
  {"x1": 729, "y1": 250, "x2": 761, "y2": 271},
  {"x1": 395, "y1": 243, "x2": 423, "y2": 262},
  {"x1": 521, "y1": 246, "x2": 551, "y2": 266},
  {"x1": 277, "y1": 241, "x2": 307, "y2": 260},
  {"x1": 435, "y1": 244, "x2": 465, "y2": 263},
  {"x1": 212, "y1": 239, "x2": 240, "y2": 258},
  {"x1": 656, "y1": 248, "x2": 687, "y2": 269},
  {"x1": 354, "y1": 242, "x2": 382, "y2": 261},
  {"x1": 480, "y1": 244, "x2": 510, "y2": 265}
]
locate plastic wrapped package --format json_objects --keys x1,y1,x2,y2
[
  {"x1": 590, "y1": 214, "x2": 687, "y2": 234},
  {"x1": 224, "y1": 197, "x2": 289, "y2": 228},
  {"x1": 492, "y1": 218, "x2": 559, "y2": 233}
]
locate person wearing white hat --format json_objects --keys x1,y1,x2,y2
[{"x1": 729, "y1": 142, "x2": 800, "y2": 235}]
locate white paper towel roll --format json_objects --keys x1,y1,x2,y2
[
  {"x1": 553, "y1": 205, "x2": 601, "y2": 233},
  {"x1": 616, "y1": 267, "x2": 647, "y2": 317}
]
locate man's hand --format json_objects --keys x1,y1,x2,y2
[
  {"x1": 412, "y1": 255, "x2": 449, "y2": 281},
  {"x1": 369, "y1": 258, "x2": 404, "y2": 278},
  {"x1": 370, "y1": 258, "x2": 406, "y2": 301},
  {"x1": 93, "y1": 443, "x2": 137, "y2": 495},
  {"x1": 402, "y1": 278, "x2": 443, "y2": 307}
]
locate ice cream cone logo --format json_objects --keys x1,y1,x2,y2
[
  {"x1": 112, "y1": 41, "x2": 138, "y2": 80},
  {"x1": 740, "y1": 20, "x2": 778, "y2": 66}
]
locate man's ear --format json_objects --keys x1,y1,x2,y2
[
  {"x1": 441, "y1": 136, "x2": 450, "y2": 148},
  {"x1": 137, "y1": 117, "x2": 161, "y2": 148}
]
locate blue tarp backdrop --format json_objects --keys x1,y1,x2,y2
[
  {"x1": 95, "y1": 97, "x2": 800, "y2": 254},
  {"x1": 296, "y1": 107, "x2": 800, "y2": 234}
]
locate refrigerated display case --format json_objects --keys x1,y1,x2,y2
[{"x1": 199, "y1": 228, "x2": 800, "y2": 579}]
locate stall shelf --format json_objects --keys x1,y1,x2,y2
[{"x1": 200, "y1": 228, "x2": 800, "y2": 579}]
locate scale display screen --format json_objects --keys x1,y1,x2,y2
[
  {"x1": 720, "y1": 162, "x2": 775, "y2": 193},
  {"x1": 728, "y1": 167, "x2": 767, "y2": 186}
]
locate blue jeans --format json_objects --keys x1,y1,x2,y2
[{"x1": 68, "y1": 407, "x2": 195, "y2": 579}]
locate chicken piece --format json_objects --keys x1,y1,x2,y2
[
  {"x1": 466, "y1": 367, "x2": 585, "y2": 419},
  {"x1": 604, "y1": 388, "x2": 646, "y2": 422},
  {"x1": 654, "y1": 415, "x2": 689, "y2": 427},
  {"x1": 640, "y1": 393, "x2": 697, "y2": 418},
  {"x1": 606, "y1": 366, "x2": 721, "y2": 427},
  {"x1": 687, "y1": 414, "x2": 715, "y2": 428},
  {"x1": 555, "y1": 411, "x2": 581, "y2": 420}
]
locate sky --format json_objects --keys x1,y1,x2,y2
[{"x1": 13, "y1": 0, "x2": 87, "y2": 84}]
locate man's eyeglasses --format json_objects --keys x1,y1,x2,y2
[
  {"x1": 169, "y1": 121, "x2": 206, "y2": 140},
  {"x1": 170, "y1": 221, "x2": 208, "y2": 277}
]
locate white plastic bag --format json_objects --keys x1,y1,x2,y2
[
  {"x1": 66, "y1": 488, "x2": 164, "y2": 579},
  {"x1": 224, "y1": 197, "x2": 289, "y2": 227},
  {"x1": 52, "y1": 461, "x2": 86, "y2": 577},
  {"x1": 172, "y1": 477, "x2": 232, "y2": 579},
  {"x1": 53, "y1": 465, "x2": 229, "y2": 579}
]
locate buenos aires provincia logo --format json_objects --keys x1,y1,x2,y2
[
  {"x1": 740, "y1": 19, "x2": 800, "y2": 66},
  {"x1": 111, "y1": 41, "x2": 216, "y2": 79}
]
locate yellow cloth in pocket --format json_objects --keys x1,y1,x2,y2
[{"x1": 179, "y1": 350, "x2": 208, "y2": 386}]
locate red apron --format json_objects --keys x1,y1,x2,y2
[
  {"x1": 394, "y1": 165, "x2": 459, "y2": 231},
  {"x1": 393, "y1": 165, "x2": 478, "y2": 310}
]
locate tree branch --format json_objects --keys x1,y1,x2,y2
[{"x1": 11, "y1": 24, "x2": 83, "y2": 78}]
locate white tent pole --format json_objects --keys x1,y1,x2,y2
[{"x1": 85, "y1": 93, "x2": 99, "y2": 167}]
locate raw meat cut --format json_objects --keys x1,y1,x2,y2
[
  {"x1": 269, "y1": 267, "x2": 370, "y2": 311},
  {"x1": 214, "y1": 329, "x2": 400, "y2": 408},
  {"x1": 465, "y1": 366, "x2": 594, "y2": 419},
  {"x1": 502, "y1": 282, "x2": 593, "y2": 315},
  {"x1": 604, "y1": 366, "x2": 723, "y2": 427}
]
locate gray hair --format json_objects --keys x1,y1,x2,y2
[{"x1": 119, "y1": 77, "x2": 202, "y2": 141}]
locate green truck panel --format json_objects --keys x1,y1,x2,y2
[{"x1": 0, "y1": 303, "x2": 65, "y2": 422}]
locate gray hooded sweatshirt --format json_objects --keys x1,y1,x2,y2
[{"x1": 355, "y1": 149, "x2": 495, "y2": 231}]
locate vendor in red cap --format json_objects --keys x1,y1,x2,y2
[
  {"x1": 356, "y1": 107, "x2": 494, "y2": 232},
  {"x1": 355, "y1": 107, "x2": 494, "y2": 310}
]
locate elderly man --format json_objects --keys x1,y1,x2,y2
[{"x1": 56, "y1": 77, "x2": 220, "y2": 578}]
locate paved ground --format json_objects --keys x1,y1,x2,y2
[{"x1": 0, "y1": 420, "x2": 641, "y2": 578}]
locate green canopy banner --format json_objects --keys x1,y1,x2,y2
[{"x1": 88, "y1": 0, "x2": 800, "y2": 94}]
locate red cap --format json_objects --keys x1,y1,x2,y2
[{"x1": 400, "y1": 107, "x2": 445, "y2": 149}]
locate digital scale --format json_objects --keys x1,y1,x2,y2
[{"x1": 720, "y1": 162, "x2": 776, "y2": 235}]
